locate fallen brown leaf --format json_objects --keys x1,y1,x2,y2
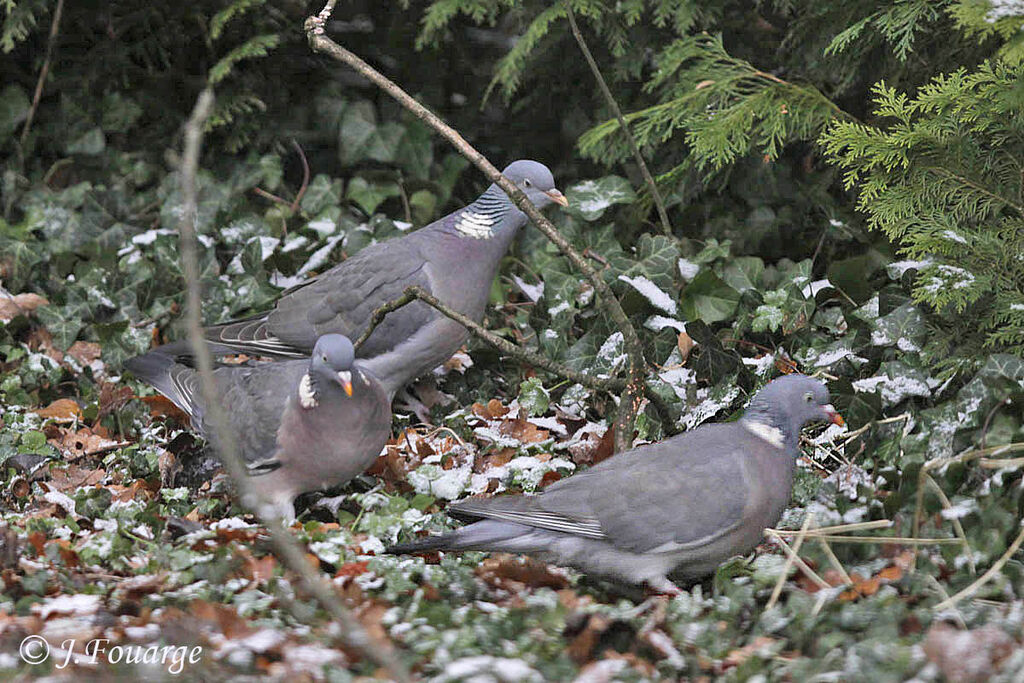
[
  {"x1": 0, "y1": 292, "x2": 48, "y2": 322},
  {"x1": 33, "y1": 398, "x2": 83, "y2": 422}
]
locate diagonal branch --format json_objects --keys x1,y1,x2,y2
[
  {"x1": 176, "y1": 88, "x2": 410, "y2": 683},
  {"x1": 304, "y1": 5, "x2": 647, "y2": 452},
  {"x1": 356, "y1": 286, "x2": 626, "y2": 394},
  {"x1": 566, "y1": 7, "x2": 672, "y2": 238}
]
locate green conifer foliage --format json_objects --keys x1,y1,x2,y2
[{"x1": 821, "y1": 62, "x2": 1024, "y2": 350}]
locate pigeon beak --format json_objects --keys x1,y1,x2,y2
[
  {"x1": 545, "y1": 188, "x2": 569, "y2": 207},
  {"x1": 337, "y1": 370, "x2": 353, "y2": 397},
  {"x1": 823, "y1": 404, "x2": 844, "y2": 426}
]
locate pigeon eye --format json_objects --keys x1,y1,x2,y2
[
  {"x1": 803, "y1": 392, "x2": 814, "y2": 403},
  {"x1": 523, "y1": 179, "x2": 532, "y2": 188}
]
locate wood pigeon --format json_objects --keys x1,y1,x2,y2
[
  {"x1": 126, "y1": 334, "x2": 391, "y2": 520},
  {"x1": 152, "y1": 160, "x2": 567, "y2": 398},
  {"x1": 386, "y1": 374, "x2": 843, "y2": 594}
]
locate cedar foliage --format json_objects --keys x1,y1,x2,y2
[{"x1": 417, "y1": 0, "x2": 1024, "y2": 358}]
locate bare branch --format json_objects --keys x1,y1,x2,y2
[
  {"x1": 355, "y1": 287, "x2": 626, "y2": 394},
  {"x1": 566, "y1": 7, "x2": 673, "y2": 239},
  {"x1": 304, "y1": 6, "x2": 647, "y2": 451},
  {"x1": 19, "y1": 0, "x2": 65, "y2": 151},
  {"x1": 176, "y1": 88, "x2": 410, "y2": 683}
]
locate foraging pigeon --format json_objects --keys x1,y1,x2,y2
[
  {"x1": 386, "y1": 374, "x2": 843, "y2": 593},
  {"x1": 125, "y1": 334, "x2": 391, "y2": 519},
  {"x1": 154, "y1": 160, "x2": 567, "y2": 397}
]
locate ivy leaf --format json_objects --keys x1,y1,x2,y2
[
  {"x1": 518, "y1": 378, "x2": 550, "y2": 416},
  {"x1": 300, "y1": 175, "x2": 342, "y2": 215},
  {"x1": 565, "y1": 176, "x2": 636, "y2": 220},
  {"x1": 687, "y1": 320, "x2": 740, "y2": 383},
  {"x1": 346, "y1": 177, "x2": 400, "y2": 216},
  {"x1": 680, "y1": 271, "x2": 740, "y2": 323},
  {"x1": 722, "y1": 256, "x2": 765, "y2": 293},
  {"x1": 65, "y1": 128, "x2": 106, "y2": 156}
]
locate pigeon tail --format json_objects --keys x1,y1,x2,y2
[
  {"x1": 386, "y1": 519, "x2": 534, "y2": 555},
  {"x1": 124, "y1": 351, "x2": 199, "y2": 420}
]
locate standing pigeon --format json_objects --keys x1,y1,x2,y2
[
  {"x1": 386, "y1": 374, "x2": 843, "y2": 594},
  {"x1": 153, "y1": 160, "x2": 567, "y2": 397},
  {"x1": 125, "y1": 334, "x2": 391, "y2": 520}
]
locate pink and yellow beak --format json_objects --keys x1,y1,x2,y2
[
  {"x1": 823, "y1": 404, "x2": 844, "y2": 426},
  {"x1": 338, "y1": 370, "x2": 353, "y2": 397},
  {"x1": 545, "y1": 188, "x2": 569, "y2": 207}
]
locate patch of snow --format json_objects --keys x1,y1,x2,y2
[
  {"x1": 547, "y1": 300, "x2": 571, "y2": 317},
  {"x1": 437, "y1": 656, "x2": 543, "y2": 683},
  {"x1": 852, "y1": 372, "x2": 931, "y2": 406},
  {"x1": 511, "y1": 275, "x2": 544, "y2": 303},
  {"x1": 801, "y1": 278, "x2": 832, "y2": 298},
  {"x1": 941, "y1": 230, "x2": 967, "y2": 244},
  {"x1": 658, "y1": 366, "x2": 696, "y2": 401},
  {"x1": 360, "y1": 536, "x2": 385, "y2": 555},
  {"x1": 677, "y1": 258, "x2": 700, "y2": 281},
  {"x1": 306, "y1": 216, "x2": 339, "y2": 236},
  {"x1": 32, "y1": 594, "x2": 102, "y2": 619},
  {"x1": 296, "y1": 233, "x2": 345, "y2": 276},
  {"x1": 618, "y1": 275, "x2": 677, "y2": 314},
  {"x1": 680, "y1": 385, "x2": 740, "y2": 430},
  {"x1": 528, "y1": 416, "x2": 567, "y2": 435},
  {"x1": 742, "y1": 354, "x2": 775, "y2": 376},
  {"x1": 920, "y1": 265, "x2": 975, "y2": 294},
  {"x1": 645, "y1": 315, "x2": 686, "y2": 333},
  {"x1": 940, "y1": 498, "x2": 979, "y2": 520}
]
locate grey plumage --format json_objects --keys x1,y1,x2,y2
[
  {"x1": 125, "y1": 334, "x2": 391, "y2": 519},
  {"x1": 153, "y1": 160, "x2": 566, "y2": 398},
  {"x1": 386, "y1": 374, "x2": 843, "y2": 593}
]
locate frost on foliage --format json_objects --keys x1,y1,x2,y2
[
  {"x1": 796, "y1": 341, "x2": 866, "y2": 370},
  {"x1": 566, "y1": 176, "x2": 636, "y2": 220},
  {"x1": 408, "y1": 463, "x2": 472, "y2": 500},
  {"x1": 618, "y1": 274, "x2": 677, "y2": 315},
  {"x1": 593, "y1": 331, "x2": 627, "y2": 377},
  {"x1": 886, "y1": 259, "x2": 934, "y2": 279},
  {"x1": 852, "y1": 361, "x2": 932, "y2": 407},
  {"x1": 867, "y1": 302, "x2": 927, "y2": 353},
  {"x1": 919, "y1": 264, "x2": 976, "y2": 295},
  {"x1": 437, "y1": 656, "x2": 543, "y2": 683}
]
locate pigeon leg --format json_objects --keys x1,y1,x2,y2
[{"x1": 645, "y1": 576, "x2": 683, "y2": 597}]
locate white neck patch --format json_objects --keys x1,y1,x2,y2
[
  {"x1": 744, "y1": 421, "x2": 785, "y2": 448},
  {"x1": 455, "y1": 210, "x2": 495, "y2": 239},
  {"x1": 298, "y1": 373, "x2": 318, "y2": 409}
]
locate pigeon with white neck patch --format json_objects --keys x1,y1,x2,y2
[
  {"x1": 151, "y1": 160, "x2": 567, "y2": 398},
  {"x1": 386, "y1": 374, "x2": 843, "y2": 594},
  {"x1": 125, "y1": 334, "x2": 390, "y2": 520}
]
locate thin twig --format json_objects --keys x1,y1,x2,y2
[
  {"x1": 924, "y1": 474, "x2": 976, "y2": 574},
  {"x1": 912, "y1": 441, "x2": 1024, "y2": 568},
  {"x1": 355, "y1": 286, "x2": 625, "y2": 394},
  {"x1": 19, "y1": 0, "x2": 65, "y2": 151},
  {"x1": 817, "y1": 537, "x2": 852, "y2": 586},
  {"x1": 934, "y1": 523, "x2": 1024, "y2": 610},
  {"x1": 253, "y1": 187, "x2": 292, "y2": 206},
  {"x1": 290, "y1": 139, "x2": 311, "y2": 212},
  {"x1": 766, "y1": 514, "x2": 819, "y2": 609},
  {"x1": 176, "y1": 89, "x2": 409, "y2": 682},
  {"x1": 304, "y1": 6, "x2": 647, "y2": 452},
  {"x1": 566, "y1": 7, "x2": 672, "y2": 239}
]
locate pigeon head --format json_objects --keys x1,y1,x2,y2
[
  {"x1": 743, "y1": 374, "x2": 843, "y2": 451},
  {"x1": 311, "y1": 334, "x2": 356, "y2": 397},
  {"x1": 501, "y1": 160, "x2": 568, "y2": 209}
]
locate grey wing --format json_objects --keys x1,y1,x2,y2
[
  {"x1": 201, "y1": 362, "x2": 305, "y2": 466},
  {"x1": 266, "y1": 239, "x2": 439, "y2": 357},
  {"x1": 449, "y1": 436, "x2": 750, "y2": 554}
]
